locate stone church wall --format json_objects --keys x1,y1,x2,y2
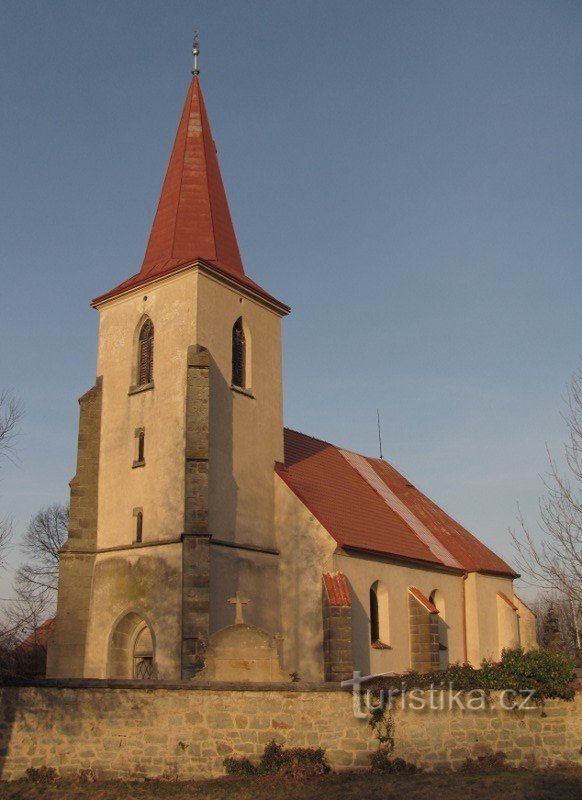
[{"x1": 0, "y1": 684, "x2": 578, "y2": 781}]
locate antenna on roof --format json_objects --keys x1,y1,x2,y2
[
  {"x1": 376, "y1": 409, "x2": 384, "y2": 460},
  {"x1": 192, "y1": 31, "x2": 200, "y2": 76}
]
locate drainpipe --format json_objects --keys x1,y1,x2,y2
[{"x1": 461, "y1": 573, "x2": 468, "y2": 664}]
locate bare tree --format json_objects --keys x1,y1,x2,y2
[
  {"x1": 14, "y1": 504, "x2": 68, "y2": 600},
  {"x1": 511, "y1": 367, "x2": 582, "y2": 652},
  {"x1": 0, "y1": 587, "x2": 53, "y2": 680},
  {"x1": 0, "y1": 390, "x2": 23, "y2": 570}
]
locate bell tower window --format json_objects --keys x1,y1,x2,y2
[
  {"x1": 232, "y1": 317, "x2": 246, "y2": 388},
  {"x1": 137, "y1": 319, "x2": 154, "y2": 386}
]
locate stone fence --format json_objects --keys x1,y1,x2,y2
[{"x1": 0, "y1": 681, "x2": 579, "y2": 781}]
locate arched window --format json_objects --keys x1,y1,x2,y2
[
  {"x1": 137, "y1": 319, "x2": 154, "y2": 385},
  {"x1": 430, "y1": 589, "x2": 449, "y2": 669},
  {"x1": 108, "y1": 612, "x2": 155, "y2": 679},
  {"x1": 370, "y1": 581, "x2": 390, "y2": 646},
  {"x1": 232, "y1": 317, "x2": 246, "y2": 388},
  {"x1": 133, "y1": 624, "x2": 154, "y2": 679}
]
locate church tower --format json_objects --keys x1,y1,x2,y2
[{"x1": 48, "y1": 66, "x2": 290, "y2": 680}]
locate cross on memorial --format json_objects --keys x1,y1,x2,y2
[{"x1": 227, "y1": 591, "x2": 251, "y2": 625}]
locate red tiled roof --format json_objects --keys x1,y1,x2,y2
[
  {"x1": 92, "y1": 77, "x2": 288, "y2": 313},
  {"x1": 497, "y1": 591, "x2": 518, "y2": 611},
  {"x1": 409, "y1": 587, "x2": 439, "y2": 613},
  {"x1": 276, "y1": 429, "x2": 517, "y2": 577},
  {"x1": 17, "y1": 617, "x2": 55, "y2": 652},
  {"x1": 322, "y1": 572, "x2": 351, "y2": 606}
]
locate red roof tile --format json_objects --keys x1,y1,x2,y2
[
  {"x1": 409, "y1": 587, "x2": 438, "y2": 614},
  {"x1": 92, "y1": 77, "x2": 288, "y2": 313},
  {"x1": 322, "y1": 572, "x2": 351, "y2": 606},
  {"x1": 497, "y1": 591, "x2": 518, "y2": 611},
  {"x1": 17, "y1": 617, "x2": 55, "y2": 652},
  {"x1": 276, "y1": 429, "x2": 517, "y2": 577}
]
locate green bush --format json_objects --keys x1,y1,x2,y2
[
  {"x1": 224, "y1": 740, "x2": 330, "y2": 780},
  {"x1": 368, "y1": 647, "x2": 576, "y2": 701},
  {"x1": 370, "y1": 748, "x2": 418, "y2": 774}
]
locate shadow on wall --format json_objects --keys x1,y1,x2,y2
[
  {"x1": 350, "y1": 588, "x2": 371, "y2": 676},
  {"x1": 277, "y1": 489, "x2": 337, "y2": 681},
  {"x1": 205, "y1": 345, "x2": 283, "y2": 641},
  {"x1": 206, "y1": 351, "x2": 238, "y2": 545}
]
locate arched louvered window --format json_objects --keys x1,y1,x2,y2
[
  {"x1": 138, "y1": 319, "x2": 154, "y2": 385},
  {"x1": 232, "y1": 317, "x2": 246, "y2": 388}
]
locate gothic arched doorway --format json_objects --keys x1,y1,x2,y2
[{"x1": 108, "y1": 612, "x2": 155, "y2": 679}]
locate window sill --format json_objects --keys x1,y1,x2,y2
[
  {"x1": 371, "y1": 641, "x2": 392, "y2": 650},
  {"x1": 231, "y1": 384, "x2": 254, "y2": 399},
  {"x1": 132, "y1": 460, "x2": 145, "y2": 469},
  {"x1": 128, "y1": 382, "x2": 154, "y2": 396}
]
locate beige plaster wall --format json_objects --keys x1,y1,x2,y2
[
  {"x1": 0, "y1": 686, "x2": 578, "y2": 781},
  {"x1": 209, "y1": 546, "x2": 282, "y2": 637},
  {"x1": 274, "y1": 477, "x2": 338, "y2": 681},
  {"x1": 515, "y1": 596, "x2": 538, "y2": 651},
  {"x1": 95, "y1": 271, "x2": 198, "y2": 548},
  {"x1": 464, "y1": 573, "x2": 519, "y2": 664},
  {"x1": 195, "y1": 271, "x2": 285, "y2": 551},
  {"x1": 335, "y1": 551, "x2": 467, "y2": 674},
  {"x1": 82, "y1": 544, "x2": 183, "y2": 680}
]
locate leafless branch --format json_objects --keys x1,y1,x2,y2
[
  {"x1": 511, "y1": 367, "x2": 582, "y2": 650},
  {"x1": 15, "y1": 504, "x2": 68, "y2": 599}
]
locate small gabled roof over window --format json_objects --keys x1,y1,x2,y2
[{"x1": 322, "y1": 572, "x2": 351, "y2": 607}]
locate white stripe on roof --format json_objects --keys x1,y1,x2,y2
[{"x1": 339, "y1": 449, "x2": 462, "y2": 570}]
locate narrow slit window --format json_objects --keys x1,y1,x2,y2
[
  {"x1": 232, "y1": 317, "x2": 245, "y2": 388},
  {"x1": 135, "y1": 511, "x2": 143, "y2": 543},
  {"x1": 138, "y1": 319, "x2": 154, "y2": 386},
  {"x1": 138, "y1": 430, "x2": 145, "y2": 462}
]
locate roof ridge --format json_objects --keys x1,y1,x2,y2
[{"x1": 170, "y1": 78, "x2": 196, "y2": 260}]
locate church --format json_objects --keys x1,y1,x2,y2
[{"x1": 47, "y1": 62, "x2": 536, "y2": 683}]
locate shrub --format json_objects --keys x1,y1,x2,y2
[
  {"x1": 259, "y1": 740, "x2": 288, "y2": 774},
  {"x1": 368, "y1": 647, "x2": 576, "y2": 702},
  {"x1": 273, "y1": 746, "x2": 330, "y2": 780},
  {"x1": 24, "y1": 766, "x2": 58, "y2": 784},
  {"x1": 224, "y1": 740, "x2": 330, "y2": 780},
  {"x1": 223, "y1": 756, "x2": 259, "y2": 777},
  {"x1": 77, "y1": 767, "x2": 98, "y2": 783},
  {"x1": 370, "y1": 748, "x2": 418, "y2": 774},
  {"x1": 460, "y1": 751, "x2": 508, "y2": 772}
]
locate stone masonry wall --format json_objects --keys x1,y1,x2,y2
[
  {"x1": 46, "y1": 378, "x2": 102, "y2": 678},
  {"x1": 408, "y1": 592, "x2": 440, "y2": 672},
  {"x1": 322, "y1": 592, "x2": 353, "y2": 682},
  {"x1": 0, "y1": 684, "x2": 579, "y2": 781},
  {"x1": 182, "y1": 346, "x2": 211, "y2": 679}
]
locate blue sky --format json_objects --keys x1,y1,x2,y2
[{"x1": 0, "y1": 1, "x2": 580, "y2": 600}]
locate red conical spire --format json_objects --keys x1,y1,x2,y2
[
  {"x1": 140, "y1": 76, "x2": 244, "y2": 280},
  {"x1": 93, "y1": 76, "x2": 288, "y2": 313}
]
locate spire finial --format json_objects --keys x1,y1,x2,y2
[{"x1": 192, "y1": 32, "x2": 200, "y2": 76}]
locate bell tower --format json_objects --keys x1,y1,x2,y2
[{"x1": 48, "y1": 54, "x2": 289, "y2": 680}]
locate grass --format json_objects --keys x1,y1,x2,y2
[{"x1": 1, "y1": 768, "x2": 581, "y2": 800}]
